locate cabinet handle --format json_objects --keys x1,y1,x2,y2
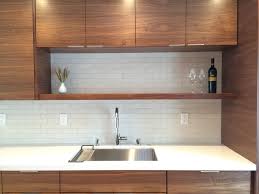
[
  {"x1": 22, "y1": 193, "x2": 40, "y2": 194},
  {"x1": 187, "y1": 43, "x2": 206, "y2": 46},
  {"x1": 86, "y1": 45, "x2": 104, "y2": 48},
  {"x1": 19, "y1": 170, "x2": 39, "y2": 173},
  {"x1": 200, "y1": 171, "x2": 220, "y2": 173},
  {"x1": 168, "y1": 44, "x2": 185, "y2": 47},
  {"x1": 67, "y1": 45, "x2": 84, "y2": 48}
]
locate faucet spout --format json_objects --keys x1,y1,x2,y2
[{"x1": 115, "y1": 107, "x2": 127, "y2": 145}]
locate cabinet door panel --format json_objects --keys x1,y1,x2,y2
[
  {"x1": 0, "y1": 172, "x2": 2, "y2": 194},
  {"x1": 4, "y1": 193, "x2": 59, "y2": 194},
  {"x1": 61, "y1": 171, "x2": 166, "y2": 193},
  {"x1": 168, "y1": 171, "x2": 251, "y2": 194},
  {"x1": 0, "y1": 0, "x2": 35, "y2": 99},
  {"x1": 61, "y1": 193, "x2": 165, "y2": 194},
  {"x1": 36, "y1": 0, "x2": 85, "y2": 47},
  {"x1": 2, "y1": 172, "x2": 60, "y2": 193},
  {"x1": 187, "y1": 0, "x2": 237, "y2": 45},
  {"x1": 86, "y1": 0, "x2": 135, "y2": 47},
  {"x1": 136, "y1": 0, "x2": 186, "y2": 47}
]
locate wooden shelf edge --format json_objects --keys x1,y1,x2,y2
[
  {"x1": 48, "y1": 46, "x2": 231, "y2": 53},
  {"x1": 39, "y1": 93, "x2": 236, "y2": 100}
]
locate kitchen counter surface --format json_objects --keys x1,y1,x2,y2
[{"x1": 0, "y1": 145, "x2": 255, "y2": 171}]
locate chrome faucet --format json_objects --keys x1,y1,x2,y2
[{"x1": 115, "y1": 107, "x2": 127, "y2": 145}]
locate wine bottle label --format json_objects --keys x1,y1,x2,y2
[{"x1": 209, "y1": 77, "x2": 217, "y2": 81}]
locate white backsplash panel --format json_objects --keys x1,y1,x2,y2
[
  {"x1": 0, "y1": 52, "x2": 222, "y2": 145},
  {"x1": 51, "y1": 52, "x2": 222, "y2": 93}
]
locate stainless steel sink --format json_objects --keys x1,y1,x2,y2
[{"x1": 69, "y1": 147, "x2": 157, "y2": 162}]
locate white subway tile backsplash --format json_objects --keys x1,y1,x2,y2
[
  {"x1": 51, "y1": 52, "x2": 222, "y2": 94},
  {"x1": 0, "y1": 52, "x2": 222, "y2": 145}
]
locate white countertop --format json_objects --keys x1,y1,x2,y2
[{"x1": 0, "y1": 145, "x2": 255, "y2": 171}]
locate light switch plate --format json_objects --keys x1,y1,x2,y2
[
  {"x1": 0, "y1": 114, "x2": 6, "y2": 126},
  {"x1": 181, "y1": 113, "x2": 189, "y2": 126},
  {"x1": 59, "y1": 114, "x2": 68, "y2": 126}
]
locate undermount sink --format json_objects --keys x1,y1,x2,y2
[{"x1": 69, "y1": 147, "x2": 158, "y2": 162}]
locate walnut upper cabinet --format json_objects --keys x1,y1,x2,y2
[
  {"x1": 35, "y1": 0, "x2": 237, "y2": 48},
  {"x1": 36, "y1": 0, "x2": 86, "y2": 47},
  {"x1": 0, "y1": 0, "x2": 35, "y2": 100},
  {"x1": 136, "y1": 0, "x2": 186, "y2": 47},
  {"x1": 186, "y1": 0, "x2": 237, "y2": 46},
  {"x1": 86, "y1": 0, "x2": 135, "y2": 47}
]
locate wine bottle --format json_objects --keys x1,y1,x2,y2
[{"x1": 208, "y1": 58, "x2": 217, "y2": 93}]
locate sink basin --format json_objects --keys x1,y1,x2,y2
[{"x1": 69, "y1": 147, "x2": 157, "y2": 162}]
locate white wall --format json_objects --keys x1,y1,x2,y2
[{"x1": 0, "y1": 52, "x2": 222, "y2": 145}]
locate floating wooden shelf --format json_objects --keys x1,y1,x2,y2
[{"x1": 39, "y1": 93, "x2": 236, "y2": 100}]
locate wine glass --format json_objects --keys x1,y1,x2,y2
[
  {"x1": 198, "y1": 68, "x2": 206, "y2": 93},
  {"x1": 188, "y1": 68, "x2": 197, "y2": 93}
]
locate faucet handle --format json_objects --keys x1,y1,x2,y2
[
  {"x1": 136, "y1": 138, "x2": 141, "y2": 145},
  {"x1": 119, "y1": 136, "x2": 127, "y2": 141},
  {"x1": 115, "y1": 107, "x2": 119, "y2": 114},
  {"x1": 95, "y1": 138, "x2": 100, "y2": 146}
]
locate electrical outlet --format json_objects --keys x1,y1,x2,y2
[
  {"x1": 181, "y1": 113, "x2": 189, "y2": 126},
  {"x1": 0, "y1": 114, "x2": 6, "y2": 126},
  {"x1": 59, "y1": 114, "x2": 68, "y2": 126}
]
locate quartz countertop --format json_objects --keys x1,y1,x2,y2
[{"x1": 0, "y1": 145, "x2": 255, "y2": 171}]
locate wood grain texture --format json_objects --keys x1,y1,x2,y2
[
  {"x1": 86, "y1": 0, "x2": 135, "y2": 47},
  {"x1": 136, "y1": 0, "x2": 186, "y2": 47},
  {"x1": 187, "y1": 0, "x2": 237, "y2": 45},
  {"x1": 0, "y1": 172, "x2": 2, "y2": 194},
  {"x1": 61, "y1": 193, "x2": 165, "y2": 194},
  {"x1": 4, "y1": 193, "x2": 59, "y2": 194},
  {"x1": 222, "y1": 0, "x2": 257, "y2": 163},
  {"x1": 0, "y1": 0, "x2": 35, "y2": 100},
  {"x1": 168, "y1": 171, "x2": 251, "y2": 194},
  {"x1": 34, "y1": 48, "x2": 51, "y2": 99},
  {"x1": 60, "y1": 171, "x2": 166, "y2": 193},
  {"x1": 39, "y1": 93, "x2": 236, "y2": 100},
  {"x1": 36, "y1": 0, "x2": 85, "y2": 47},
  {"x1": 256, "y1": 1, "x2": 259, "y2": 193},
  {"x1": 2, "y1": 172, "x2": 59, "y2": 193}
]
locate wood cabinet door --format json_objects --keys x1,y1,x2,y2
[
  {"x1": 61, "y1": 193, "x2": 165, "y2": 194},
  {"x1": 186, "y1": 0, "x2": 237, "y2": 46},
  {"x1": 60, "y1": 171, "x2": 166, "y2": 193},
  {"x1": 4, "y1": 193, "x2": 59, "y2": 194},
  {"x1": 2, "y1": 172, "x2": 60, "y2": 193},
  {"x1": 86, "y1": 0, "x2": 135, "y2": 47},
  {"x1": 168, "y1": 171, "x2": 251, "y2": 194},
  {"x1": 0, "y1": 172, "x2": 2, "y2": 194},
  {"x1": 36, "y1": 0, "x2": 86, "y2": 47},
  {"x1": 136, "y1": 0, "x2": 186, "y2": 47},
  {"x1": 0, "y1": 0, "x2": 35, "y2": 100}
]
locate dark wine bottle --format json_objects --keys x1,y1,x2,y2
[{"x1": 208, "y1": 58, "x2": 217, "y2": 93}]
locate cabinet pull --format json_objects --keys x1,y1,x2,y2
[
  {"x1": 86, "y1": 45, "x2": 104, "y2": 48},
  {"x1": 200, "y1": 171, "x2": 220, "y2": 173},
  {"x1": 187, "y1": 43, "x2": 206, "y2": 46},
  {"x1": 67, "y1": 45, "x2": 84, "y2": 48},
  {"x1": 19, "y1": 170, "x2": 39, "y2": 173},
  {"x1": 168, "y1": 44, "x2": 185, "y2": 47}
]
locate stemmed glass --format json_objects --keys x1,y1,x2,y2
[
  {"x1": 188, "y1": 66, "x2": 206, "y2": 93},
  {"x1": 188, "y1": 68, "x2": 197, "y2": 93},
  {"x1": 198, "y1": 68, "x2": 206, "y2": 93}
]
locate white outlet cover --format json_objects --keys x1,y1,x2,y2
[
  {"x1": 181, "y1": 113, "x2": 189, "y2": 126},
  {"x1": 0, "y1": 114, "x2": 6, "y2": 126},
  {"x1": 59, "y1": 114, "x2": 68, "y2": 126}
]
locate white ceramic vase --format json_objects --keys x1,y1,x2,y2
[{"x1": 58, "y1": 82, "x2": 67, "y2": 94}]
